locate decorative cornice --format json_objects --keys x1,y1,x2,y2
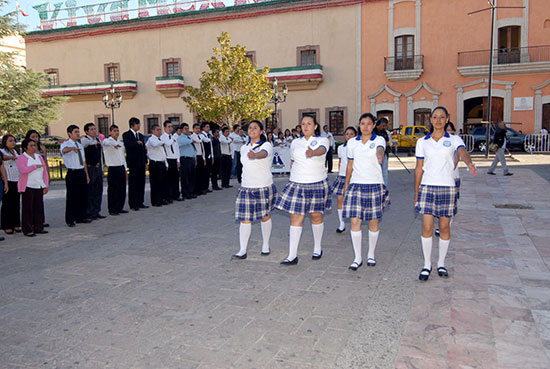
[
  {"x1": 454, "y1": 78, "x2": 515, "y2": 89},
  {"x1": 532, "y1": 77, "x2": 550, "y2": 91},
  {"x1": 368, "y1": 84, "x2": 402, "y2": 99},
  {"x1": 458, "y1": 62, "x2": 550, "y2": 78},
  {"x1": 405, "y1": 82, "x2": 441, "y2": 97}
]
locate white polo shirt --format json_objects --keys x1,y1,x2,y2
[
  {"x1": 347, "y1": 133, "x2": 386, "y2": 184},
  {"x1": 415, "y1": 132, "x2": 465, "y2": 186},
  {"x1": 240, "y1": 141, "x2": 273, "y2": 188},
  {"x1": 337, "y1": 143, "x2": 349, "y2": 177},
  {"x1": 289, "y1": 136, "x2": 329, "y2": 184}
]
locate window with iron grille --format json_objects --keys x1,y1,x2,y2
[
  {"x1": 166, "y1": 62, "x2": 179, "y2": 77},
  {"x1": 97, "y1": 117, "x2": 109, "y2": 136},
  {"x1": 328, "y1": 110, "x2": 344, "y2": 135},
  {"x1": 147, "y1": 116, "x2": 159, "y2": 134},
  {"x1": 300, "y1": 50, "x2": 317, "y2": 66},
  {"x1": 108, "y1": 66, "x2": 119, "y2": 82},
  {"x1": 47, "y1": 72, "x2": 58, "y2": 86}
]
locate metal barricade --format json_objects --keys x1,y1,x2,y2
[
  {"x1": 46, "y1": 146, "x2": 61, "y2": 158},
  {"x1": 524, "y1": 134, "x2": 550, "y2": 153},
  {"x1": 459, "y1": 134, "x2": 475, "y2": 153}
]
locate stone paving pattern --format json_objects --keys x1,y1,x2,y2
[{"x1": 1, "y1": 162, "x2": 549, "y2": 368}]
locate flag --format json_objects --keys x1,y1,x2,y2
[{"x1": 16, "y1": 1, "x2": 29, "y2": 17}]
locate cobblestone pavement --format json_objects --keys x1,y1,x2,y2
[{"x1": 1, "y1": 162, "x2": 549, "y2": 368}]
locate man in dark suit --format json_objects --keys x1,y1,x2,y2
[{"x1": 123, "y1": 117, "x2": 149, "y2": 210}]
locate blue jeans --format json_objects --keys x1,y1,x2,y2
[
  {"x1": 381, "y1": 155, "x2": 389, "y2": 187},
  {"x1": 231, "y1": 151, "x2": 238, "y2": 176}
]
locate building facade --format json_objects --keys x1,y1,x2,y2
[
  {"x1": 0, "y1": 34, "x2": 26, "y2": 67},
  {"x1": 23, "y1": 0, "x2": 363, "y2": 137},
  {"x1": 362, "y1": 0, "x2": 550, "y2": 134}
]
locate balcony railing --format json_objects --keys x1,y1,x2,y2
[
  {"x1": 458, "y1": 45, "x2": 550, "y2": 67},
  {"x1": 384, "y1": 55, "x2": 424, "y2": 71}
]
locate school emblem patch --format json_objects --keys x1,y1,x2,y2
[
  {"x1": 443, "y1": 141, "x2": 452, "y2": 147},
  {"x1": 370, "y1": 143, "x2": 375, "y2": 149},
  {"x1": 310, "y1": 140, "x2": 318, "y2": 146}
]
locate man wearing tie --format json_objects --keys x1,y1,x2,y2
[
  {"x1": 200, "y1": 122, "x2": 214, "y2": 193},
  {"x1": 145, "y1": 124, "x2": 168, "y2": 207},
  {"x1": 102, "y1": 125, "x2": 128, "y2": 215},
  {"x1": 123, "y1": 117, "x2": 148, "y2": 211},
  {"x1": 160, "y1": 120, "x2": 181, "y2": 202},
  {"x1": 81, "y1": 123, "x2": 106, "y2": 220},
  {"x1": 177, "y1": 123, "x2": 197, "y2": 200},
  {"x1": 191, "y1": 123, "x2": 206, "y2": 196},
  {"x1": 60, "y1": 125, "x2": 91, "y2": 227}
]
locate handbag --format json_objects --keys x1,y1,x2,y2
[{"x1": 489, "y1": 143, "x2": 499, "y2": 152}]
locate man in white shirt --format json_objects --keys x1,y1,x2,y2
[
  {"x1": 321, "y1": 125, "x2": 335, "y2": 173},
  {"x1": 60, "y1": 125, "x2": 91, "y2": 227},
  {"x1": 161, "y1": 120, "x2": 182, "y2": 202},
  {"x1": 190, "y1": 123, "x2": 206, "y2": 195},
  {"x1": 229, "y1": 124, "x2": 241, "y2": 177},
  {"x1": 200, "y1": 122, "x2": 214, "y2": 193},
  {"x1": 219, "y1": 126, "x2": 233, "y2": 188},
  {"x1": 146, "y1": 124, "x2": 169, "y2": 207},
  {"x1": 103, "y1": 124, "x2": 128, "y2": 215},
  {"x1": 81, "y1": 122, "x2": 105, "y2": 220}
]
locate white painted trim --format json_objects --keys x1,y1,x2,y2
[
  {"x1": 532, "y1": 77, "x2": 550, "y2": 91},
  {"x1": 267, "y1": 68, "x2": 323, "y2": 78},
  {"x1": 394, "y1": 27, "x2": 416, "y2": 37},
  {"x1": 405, "y1": 82, "x2": 441, "y2": 97},
  {"x1": 368, "y1": 84, "x2": 402, "y2": 98},
  {"x1": 455, "y1": 78, "x2": 515, "y2": 89},
  {"x1": 388, "y1": 0, "x2": 421, "y2": 59},
  {"x1": 456, "y1": 87, "x2": 513, "y2": 130}
]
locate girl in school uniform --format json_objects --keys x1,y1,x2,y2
[
  {"x1": 275, "y1": 115, "x2": 331, "y2": 265},
  {"x1": 415, "y1": 106, "x2": 477, "y2": 281},
  {"x1": 331, "y1": 126, "x2": 357, "y2": 233},
  {"x1": 232, "y1": 120, "x2": 277, "y2": 259},
  {"x1": 343, "y1": 113, "x2": 389, "y2": 270}
]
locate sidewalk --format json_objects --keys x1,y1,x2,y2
[{"x1": 0, "y1": 165, "x2": 549, "y2": 368}]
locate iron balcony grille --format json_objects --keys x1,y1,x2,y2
[
  {"x1": 384, "y1": 55, "x2": 424, "y2": 71},
  {"x1": 458, "y1": 45, "x2": 550, "y2": 67}
]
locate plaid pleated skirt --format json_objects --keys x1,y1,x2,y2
[
  {"x1": 235, "y1": 184, "x2": 278, "y2": 221},
  {"x1": 275, "y1": 179, "x2": 332, "y2": 215},
  {"x1": 415, "y1": 185, "x2": 458, "y2": 218},
  {"x1": 342, "y1": 183, "x2": 390, "y2": 221},
  {"x1": 330, "y1": 176, "x2": 346, "y2": 196}
]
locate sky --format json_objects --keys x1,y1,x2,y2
[{"x1": 5, "y1": 0, "x2": 241, "y2": 31}]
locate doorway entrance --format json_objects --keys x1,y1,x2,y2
[
  {"x1": 377, "y1": 110, "x2": 394, "y2": 130},
  {"x1": 543, "y1": 103, "x2": 550, "y2": 132},
  {"x1": 464, "y1": 96, "x2": 504, "y2": 131}
]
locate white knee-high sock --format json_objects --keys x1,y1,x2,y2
[
  {"x1": 421, "y1": 236, "x2": 433, "y2": 270},
  {"x1": 260, "y1": 219, "x2": 272, "y2": 253},
  {"x1": 367, "y1": 230, "x2": 379, "y2": 260},
  {"x1": 438, "y1": 238, "x2": 450, "y2": 268},
  {"x1": 312, "y1": 223, "x2": 324, "y2": 255},
  {"x1": 288, "y1": 226, "x2": 302, "y2": 260},
  {"x1": 351, "y1": 230, "x2": 362, "y2": 264},
  {"x1": 238, "y1": 223, "x2": 252, "y2": 255},
  {"x1": 337, "y1": 209, "x2": 345, "y2": 230}
]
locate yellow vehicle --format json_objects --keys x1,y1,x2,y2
[{"x1": 397, "y1": 125, "x2": 430, "y2": 148}]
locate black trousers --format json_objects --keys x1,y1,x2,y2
[
  {"x1": 203, "y1": 157, "x2": 213, "y2": 191},
  {"x1": 194, "y1": 156, "x2": 205, "y2": 194},
  {"x1": 179, "y1": 157, "x2": 196, "y2": 198},
  {"x1": 149, "y1": 160, "x2": 166, "y2": 206},
  {"x1": 211, "y1": 157, "x2": 221, "y2": 188},
  {"x1": 235, "y1": 152, "x2": 243, "y2": 183},
  {"x1": 22, "y1": 187, "x2": 44, "y2": 235},
  {"x1": 220, "y1": 155, "x2": 232, "y2": 187},
  {"x1": 107, "y1": 165, "x2": 126, "y2": 214},
  {"x1": 325, "y1": 147, "x2": 333, "y2": 172},
  {"x1": 65, "y1": 169, "x2": 88, "y2": 224},
  {"x1": 128, "y1": 164, "x2": 146, "y2": 209},
  {"x1": 1, "y1": 181, "x2": 20, "y2": 230},
  {"x1": 86, "y1": 166, "x2": 103, "y2": 217},
  {"x1": 165, "y1": 158, "x2": 180, "y2": 200}
]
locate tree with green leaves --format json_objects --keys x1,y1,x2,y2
[
  {"x1": 0, "y1": 0, "x2": 66, "y2": 136},
  {"x1": 182, "y1": 32, "x2": 273, "y2": 127}
]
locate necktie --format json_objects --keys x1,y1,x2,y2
[
  {"x1": 169, "y1": 135, "x2": 174, "y2": 153},
  {"x1": 76, "y1": 143, "x2": 84, "y2": 166},
  {"x1": 97, "y1": 137, "x2": 103, "y2": 165}
]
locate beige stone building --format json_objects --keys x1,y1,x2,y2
[
  {"x1": 1, "y1": 34, "x2": 26, "y2": 67},
  {"x1": 23, "y1": 0, "x2": 363, "y2": 137}
]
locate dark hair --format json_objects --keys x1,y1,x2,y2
[
  {"x1": 163, "y1": 120, "x2": 172, "y2": 127},
  {"x1": 150, "y1": 123, "x2": 160, "y2": 131},
  {"x1": 222, "y1": 126, "x2": 229, "y2": 134},
  {"x1": 25, "y1": 129, "x2": 42, "y2": 143},
  {"x1": 109, "y1": 124, "x2": 119, "y2": 132},
  {"x1": 129, "y1": 117, "x2": 140, "y2": 128},
  {"x1": 83, "y1": 122, "x2": 95, "y2": 133},
  {"x1": 248, "y1": 120, "x2": 268, "y2": 149},
  {"x1": 301, "y1": 115, "x2": 321, "y2": 136},
  {"x1": 192, "y1": 123, "x2": 200, "y2": 129},
  {"x1": 344, "y1": 126, "x2": 357, "y2": 135},
  {"x1": 67, "y1": 124, "x2": 79, "y2": 134},
  {"x1": 285, "y1": 129, "x2": 291, "y2": 136},
  {"x1": 323, "y1": 125, "x2": 328, "y2": 129},
  {"x1": 233, "y1": 124, "x2": 240, "y2": 131},
  {"x1": 180, "y1": 123, "x2": 189, "y2": 129},
  {"x1": 359, "y1": 112, "x2": 377, "y2": 124},
  {"x1": 1, "y1": 134, "x2": 16, "y2": 150},
  {"x1": 200, "y1": 122, "x2": 210, "y2": 130},
  {"x1": 431, "y1": 106, "x2": 449, "y2": 118},
  {"x1": 21, "y1": 138, "x2": 35, "y2": 151},
  {"x1": 376, "y1": 117, "x2": 388, "y2": 127},
  {"x1": 444, "y1": 121, "x2": 456, "y2": 133}
]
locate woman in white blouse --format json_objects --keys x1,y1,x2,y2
[{"x1": 1, "y1": 134, "x2": 21, "y2": 234}]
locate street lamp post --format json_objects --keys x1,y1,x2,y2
[
  {"x1": 269, "y1": 78, "x2": 288, "y2": 129},
  {"x1": 102, "y1": 83, "x2": 122, "y2": 125}
]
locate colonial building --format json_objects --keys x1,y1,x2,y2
[
  {"x1": 23, "y1": 0, "x2": 363, "y2": 137},
  {"x1": 361, "y1": 0, "x2": 550, "y2": 133}
]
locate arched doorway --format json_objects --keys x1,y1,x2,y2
[
  {"x1": 377, "y1": 110, "x2": 394, "y2": 130},
  {"x1": 464, "y1": 96, "x2": 504, "y2": 132}
]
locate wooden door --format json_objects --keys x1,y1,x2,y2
[
  {"x1": 482, "y1": 97, "x2": 504, "y2": 123},
  {"x1": 543, "y1": 103, "x2": 550, "y2": 131}
]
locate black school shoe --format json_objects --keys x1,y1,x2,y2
[
  {"x1": 280, "y1": 257, "x2": 298, "y2": 265},
  {"x1": 418, "y1": 268, "x2": 432, "y2": 281}
]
